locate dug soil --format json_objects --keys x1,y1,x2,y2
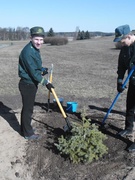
[{"x1": 0, "y1": 37, "x2": 135, "y2": 180}]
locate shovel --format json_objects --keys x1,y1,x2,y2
[
  {"x1": 102, "y1": 65, "x2": 135, "y2": 125},
  {"x1": 51, "y1": 88, "x2": 72, "y2": 132},
  {"x1": 47, "y1": 64, "x2": 53, "y2": 112}
]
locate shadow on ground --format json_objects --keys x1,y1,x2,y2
[{"x1": 0, "y1": 101, "x2": 20, "y2": 134}]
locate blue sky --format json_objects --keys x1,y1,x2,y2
[{"x1": 0, "y1": 0, "x2": 135, "y2": 32}]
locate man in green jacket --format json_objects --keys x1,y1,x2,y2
[{"x1": 18, "y1": 26, "x2": 54, "y2": 140}]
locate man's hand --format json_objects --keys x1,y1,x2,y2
[
  {"x1": 46, "y1": 83, "x2": 54, "y2": 92},
  {"x1": 117, "y1": 82, "x2": 124, "y2": 93},
  {"x1": 41, "y1": 67, "x2": 48, "y2": 76}
]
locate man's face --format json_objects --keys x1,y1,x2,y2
[
  {"x1": 120, "y1": 36, "x2": 131, "y2": 47},
  {"x1": 31, "y1": 36, "x2": 44, "y2": 49}
]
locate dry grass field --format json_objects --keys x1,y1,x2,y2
[{"x1": 0, "y1": 37, "x2": 135, "y2": 180}]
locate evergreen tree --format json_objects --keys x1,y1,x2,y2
[
  {"x1": 77, "y1": 30, "x2": 91, "y2": 40},
  {"x1": 47, "y1": 28, "x2": 55, "y2": 37},
  {"x1": 76, "y1": 30, "x2": 81, "y2": 40},
  {"x1": 85, "y1": 31, "x2": 90, "y2": 39},
  {"x1": 80, "y1": 31, "x2": 85, "y2": 40}
]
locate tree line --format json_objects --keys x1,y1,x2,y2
[
  {"x1": 0, "y1": 27, "x2": 30, "y2": 40},
  {"x1": 0, "y1": 26, "x2": 113, "y2": 41},
  {"x1": 0, "y1": 27, "x2": 61, "y2": 40}
]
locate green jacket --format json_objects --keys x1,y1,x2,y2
[{"x1": 18, "y1": 41, "x2": 47, "y2": 85}]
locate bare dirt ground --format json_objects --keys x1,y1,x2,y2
[{"x1": 0, "y1": 37, "x2": 135, "y2": 180}]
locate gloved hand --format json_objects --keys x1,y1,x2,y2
[
  {"x1": 46, "y1": 83, "x2": 54, "y2": 92},
  {"x1": 117, "y1": 82, "x2": 124, "y2": 93},
  {"x1": 41, "y1": 67, "x2": 48, "y2": 76}
]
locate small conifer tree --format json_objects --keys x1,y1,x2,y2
[{"x1": 55, "y1": 109, "x2": 108, "y2": 164}]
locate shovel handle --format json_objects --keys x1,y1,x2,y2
[
  {"x1": 102, "y1": 65, "x2": 135, "y2": 124},
  {"x1": 49, "y1": 73, "x2": 53, "y2": 82},
  {"x1": 51, "y1": 88, "x2": 67, "y2": 119},
  {"x1": 48, "y1": 65, "x2": 53, "y2": 98},
  {"x1": 48, "y1": 73, "x2": 53, "y2": 98}
]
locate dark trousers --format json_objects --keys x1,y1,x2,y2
[
  {"x1": 126, "y1": 83, "x2": 135, "y2": 131},
  {"x1": 19, "y1": 80, "x2": 37, "y2": 137}
]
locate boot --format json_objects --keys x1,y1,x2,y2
[
  {"x1": 117, "y1": 129, "x2": 133, "y2": 137},
  {"x1": 128, "y1": 143, "x2": 135, "y2": 152}
]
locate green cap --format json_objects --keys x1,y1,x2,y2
[{"x1": 30, "y1": 26, "x2": 45, "y2": 37}]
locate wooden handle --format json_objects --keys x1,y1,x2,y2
[
  {"x1": 48, "y1": 73, "x2": 53, "y2": 98},
  {"x1": 51, "y1": 88, "x2": 67, "y2": 119},
  {"x1": 49, "y1": 73, "x2": 53, "y2": 83}
]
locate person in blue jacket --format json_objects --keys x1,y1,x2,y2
[
  {"x1": 18, "y1": 26, "x2": 54, "y2": 140},
  {"x1": 114, "y1": 24, "x2": 135, "y2": 152}
]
